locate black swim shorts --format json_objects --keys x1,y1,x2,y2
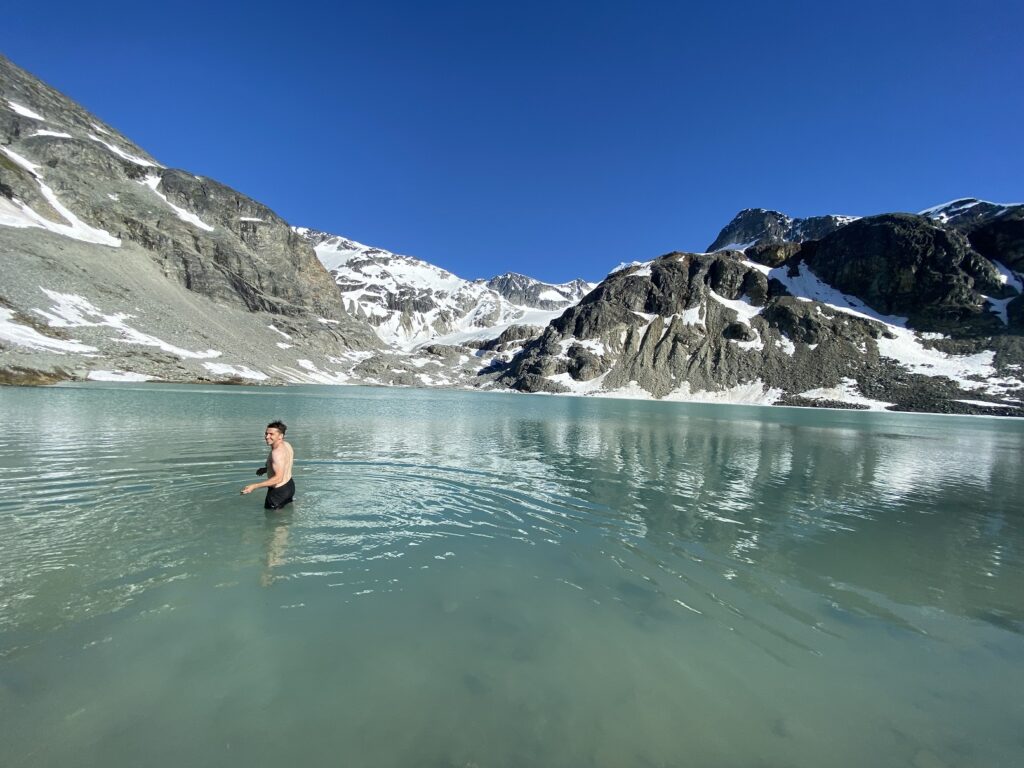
[{"x1": 264, "y1": 479, "x2": 295, "y2": 510}]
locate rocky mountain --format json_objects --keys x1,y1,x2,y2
[
  {"x1": 708, "y1": 209, "x2": 859, "y2": 252},
  {"x1": 485, "y1": 273, "x2": 593, "y2": 309},
  {"x1": 1, "y1": 54, "x2": 383, "y2": 385},
  {"x1": 496, "y1": 208, "x2": 1024, "y2": 415},
  {"x1": 295, "y1": 228, "x2": 594, "y2": 349},
  {"x1": 920, "y1": 198, "x2": 1020, "y2": 229},
  {"x1": 709, "y1": 198, "x2": 1023, "y2": 263},
  {"x1": 4, "y1": 54, "x2": 1022, "y2": 415},
  {"x1": 0, "y1": 54, "x2": 594, "y2": 390},
  {"x1": 920, "y1": 199, "x2": 1024, "y2": 276}
]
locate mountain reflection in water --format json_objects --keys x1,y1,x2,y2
[{"x1": 1, "y1": 383, "x2": 1021, "y2": 768}]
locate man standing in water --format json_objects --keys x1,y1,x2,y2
[{"x1": 241, "y1": 421, "x2": 295, "y2": 510}]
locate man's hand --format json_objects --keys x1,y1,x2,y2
[
  {"x1": 256, "y1": 467, "x2": 267, "y2": 476},
  {"x1": 241, "y1": 484, "x2": 256, "y2": 495}
]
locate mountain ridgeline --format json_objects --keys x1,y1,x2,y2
[
  {"x1": 2, "y1": 54, "x2": 1023, "y2": 414},
  {"x1": 295, "y1": 228, "x2": 594, "y2": 352},
  {"x1": 0, "y1": 54, "x2": 381, "y2": 386},
  {"x1": 496, "y1": 204, "x2": 1024, "y2": 414}
]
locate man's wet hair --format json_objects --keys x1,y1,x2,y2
[{"x1": 267, "y1": 420, "x2": 287, "y2": 434}]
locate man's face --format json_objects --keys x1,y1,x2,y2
[{"x1": 264, "y1": 428, "x2": 282, "y2": 445}]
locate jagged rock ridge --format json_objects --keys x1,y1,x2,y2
[
  {"x1": 496, "y1": 210, "x2": 1024, "y2": 415},
  {"x1": 708, "y1": 209, "x2": 860, "y2": 252}
]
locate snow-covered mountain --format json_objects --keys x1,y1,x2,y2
[
  {"x1": 294, "y1": 228, "x2": 595, "y2": 350},
  {"x1": 498, "y1": 207, "x2": 1024, "y2": 414}
]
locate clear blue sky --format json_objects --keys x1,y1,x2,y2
[{"x1": 4, "y1": 1, "x2": 1022, "y2": 283}]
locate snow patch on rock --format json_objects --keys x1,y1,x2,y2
[
  {"x1": 33, "y1": 289, "x2": 221, "y2": 359},
  {"x1": 202, "y1": 362, "x2": 268, "y2": 381},
  {"x1": 662, "y1": 380, "x2": 783, "y2": 405},
  {"x1": 0, "y1": 148, "x2": 121, "y2": 247},
  {"x1": 139, "y1": 174, "x2": 214, "y2": 231},
  {"x1": 798, "y1": 378, "x2": 893, "y2": 410},
  {"x1": 89, "y1": 135, "x2": 160, "y2": 168},
  {"x1": 87, "y1": 370, "x2": 156, "y2": 382},
  {"x1": 0, "y1": 307, "x2": 97, "y2": 354},
  {"x1": 772, "y1": 262, "x2": 1015, "y2": 395},
  {"x1": 7, "y1": 100, "x2": 45, "y2": 120}
]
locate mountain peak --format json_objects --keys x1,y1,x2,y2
[
  {"x1": 917, "y1": 198, "x2": 1022, "y2": 229},
  {"x1": 708, "y1": 208, "x2": 858, "y2": 252},
  {"x1": 297, "y1": 227, "x2": 593, "y2": 349}
]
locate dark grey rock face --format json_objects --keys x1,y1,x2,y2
[
  {"x1": 707, "y1": 209, "x2": 791, "y2": 251},
  {"x1": 496, "y1": 211, "x2": 1024, "y2": 414},
  {"x1": 921, "y1": 198, "x2": 1020, "y2": 230},
  {"x1": 499, "y1": 251, "x2": 886, "y2": 399},
  {"x1": 789, "y1": 215, "x2": 856, "y2": 242},
  {"x1": 707, "y1": 208, "x2": 855, "y2": 252},
  {"x1": 742, "y1": 241, "x2": 802, "y2": 268},
  {"x1": 918, "y1": 199, "x2": 1024, "y2": 272},
  {"x1": 804, "y1": 214, "x2": 1004, "y2": 333},
  {"x1": 154, "y1": 173, "x2": 344, "y2": 313},
  {"x1": 469, "y1": 324, "x2": 545, "y2": 351},
  {"x1": 965, "y1": 208, "x2": 1024, "y2": 272}
]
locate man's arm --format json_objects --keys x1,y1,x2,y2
[
  {"x1": 241, "y1": 472, "x2": 279, "y2": 494},
  {"x1": 241, "y1": 446, "x2": 285, "y2": 494}
]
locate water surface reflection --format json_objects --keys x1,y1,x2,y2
[{"x1": 1, "y1": 384, "x2": 1022, "y2": 768}]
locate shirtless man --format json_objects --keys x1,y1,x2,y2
[{"x1": 241, "y1": 420, "x2": 295, "y2": 510}]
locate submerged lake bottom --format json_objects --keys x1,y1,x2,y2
[{"x1": 1, "y1": 383, "x2": 1022, "y2": 767}]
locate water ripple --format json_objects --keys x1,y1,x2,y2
[{"x1": 2, "y1": 385, "x2": 1024, "y2": 767}]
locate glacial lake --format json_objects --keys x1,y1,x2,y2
[{"x1": 1, "y1": 383, "x2": 1022, "y2": 768}]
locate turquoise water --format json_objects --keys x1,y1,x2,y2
[{"x1": 1, "y1": 383, "x2": 1022, "y2": 768}]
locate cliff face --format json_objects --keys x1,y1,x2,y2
[
  {"x1": 496, "y1": 212, "x2": 1024, "y2": 415},
  {"x1": 961, "y1": 207, "x2": 1024, "y2": 274},
  {"x1": 707, "y1": 209, "x2": 858, "y2": 252},
  {"x1": 802, "y1": 214, "x2": 1007, "y2": 333},
  {"x1": 1, "y1": 54, "x2": 379, "y2": 385}
]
